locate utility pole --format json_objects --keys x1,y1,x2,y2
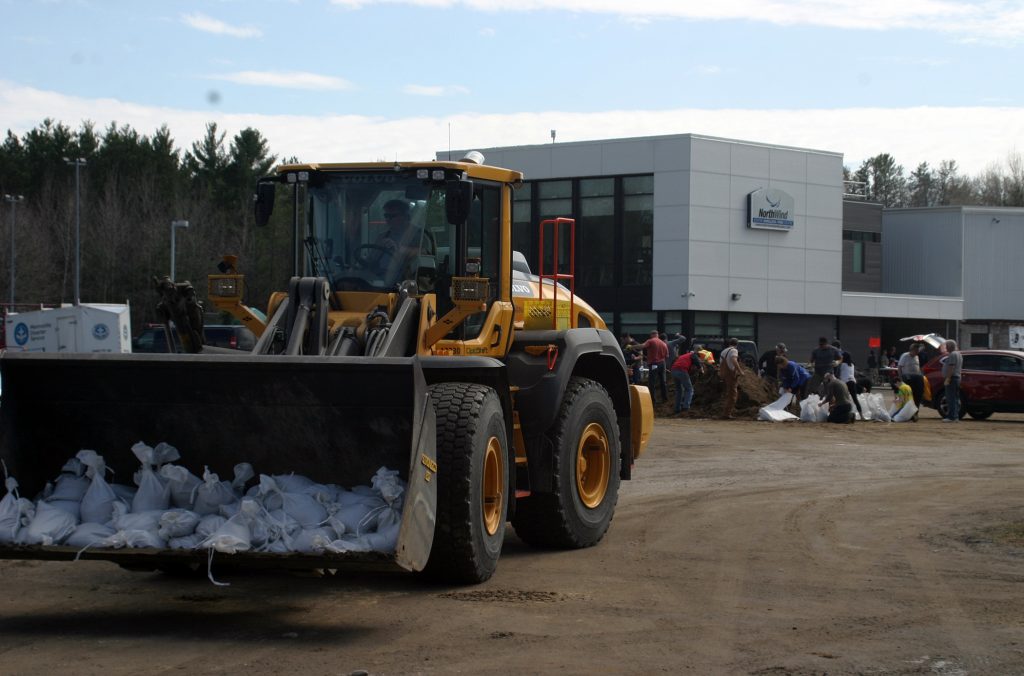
[
  {"x1": 64, "y1": 157, "x2": 87, "y2": 305},
  {"x1": 4, "y1": 194, "x2": 24, "y2": 305},
  {"x1": 171, "y1": 220, "x2": 190, "y2": 280}
]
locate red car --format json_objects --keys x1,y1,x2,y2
[{"x1": 923, "y1": 349, "x2": 1024, "y2": 420}]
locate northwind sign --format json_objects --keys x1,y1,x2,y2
[{"x1": 747, "y1": 188, "x2": 795, "y2": 231}]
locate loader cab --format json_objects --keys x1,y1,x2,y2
[{"x1": 258, "y1": 163, "x2": 510, "y2": 344}]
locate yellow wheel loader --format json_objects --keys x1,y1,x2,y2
[{"x1": 0, "y1": 153, "x2": 653, "y2": 583}]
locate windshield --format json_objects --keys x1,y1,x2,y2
[{"x1": 305, "y1": 171, "x2": 449, "y2": 293}]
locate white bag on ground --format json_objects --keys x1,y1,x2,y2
[
  {"x1": 892, "y1": 400, "x2": 919, "y2": 423},
  {"x1": 863, "y1": 393, "x2": 890, "y2": 422},
  {"x1": 759, "y1": 393, "x2": 797, "y2": 422},
  {"x1": 799, "y1": 395, "x2": 828, "y2": 422}
]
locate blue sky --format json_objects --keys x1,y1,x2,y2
[{"x1": 2, "y1": 0, "x2": 1023, "y2": 173}]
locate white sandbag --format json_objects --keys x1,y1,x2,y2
[
  {"x1": 256, "y1": 475, "x2": 328, "y2": 529},
  {"x1": 863, "y1": 393, "x2": 890, "y2": 422},
  {"x1": 268, "y1": 509, "x2": 302, "y2": 538},
  {"x1": 231, "y1": 463, "x2": 255, "y2": 496},
  {"x1": 759, "y1": 393, "x2": 797, "y2": 421},
  {"x1": 199, "y1": 499, "x2": 264, "y2": 554},
  {"x1": 132, "y1": 466, "x2": 171, "y2": 514},
  {"x1": 49, "y1": 473, "x2": 90, "y2": 503},
  {"x1": 270, "y1": 473, "x2": 317, "y2": 493},
  {"x1": 79, "y1": 455, "x2": 120, "y2": 524},
  {"x1": 334, "y1": 498, "x2": 385, "y2": 533},
  {"x1": 44, "y1": 499, "x2": 81, "y2": 521},
  {"x1": 191, "y1": 467, "x2": 238, "y2": 516},
  {"x1": 65, "y1": 522, "x2": 116, "y2": 549},
  {"x1": 111, "y1": 506, "x2": 163, "y2": 534},
  {"x1": 158, "y1": 509, "x2": 201, "y2": 539},
  {"x1": 800, "y1": 395, "x2": 827, "y2": 422},
  {"x1": 102, "y1": 529, "x2": 166, "y2": 549},
  {"x1": 371, "y1": 467, "x2": 405, "y2": 505},
  {"x1": 289, "y1": 527, "x2": 337, "y2": 553},
  {"x1": 892, "y1": 400, "x2": 919, "y2": 423},
  {"x1": 321, "y1": 521, "x2": 401, "y2": 554},
  {"x1": 0, "y1": 477, "x2": 27, "y2": 544},
  {"x1": 196, "y1": 514, "x2": 227, "y2": 539},
  {"x1": 759, "y1": 407, "x2": 799, "y2": 422},
  {"x1": 19, "y1": 500, "x2": 77, "y2": 545},
  {"x1": 111, "y1": 483, "x2": 137, "y2": 503},
  {"x1": 168, "y1": 533, "x2": 204, "y2": 550},
  {"x1": 159, "y1": 464, "x2": 202, "y2": 509}
]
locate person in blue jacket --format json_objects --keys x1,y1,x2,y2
[{"x1": 775, "y1": 356, "x2": 811, "y2": 401}]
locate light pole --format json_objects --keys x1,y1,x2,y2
[
  {"x1": 171, "y1": 220, "x2": 189, "y2": 280},
  {"x1": 64, "y1": 157, "x2": 87, "y2": 305},
  {"x1": 4, "y1": 194, "x2": 24, "y2": 305}
]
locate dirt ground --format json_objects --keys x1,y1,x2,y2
[{"x1": 1, "y1": 408, "x2": 1022, "y2": 675}]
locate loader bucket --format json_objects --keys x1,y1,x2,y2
[{"x1": 0, "y1": 351, "x2": 436, "y2": 573}]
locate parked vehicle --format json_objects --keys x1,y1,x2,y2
[
  {"x1": 690, "y1": 337, "x2": 758, "y2": 370},
  {"x1": 923, "y1": 349, "x2": 1024, "y2": 420},
  {"x1": 132, "y1": 323, "x2": 256, "y2": 353}
]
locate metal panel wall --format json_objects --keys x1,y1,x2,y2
[
  {"x1": 881, "y1": 208, "x2": 963, "y2": 297},
  {"x1": 962, "y1": 210, "x2": 1024, "y2": 320}
]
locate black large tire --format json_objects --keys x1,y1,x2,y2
[
  {"x1": 513, "y1": 377, "x2": 621, "y2": 549},
  {"x1": 936, "y1": 389, "x2": 967, "y2": 419},
  {"x1": 424, "y1": 383, "x2": 508, "y2": 584}
]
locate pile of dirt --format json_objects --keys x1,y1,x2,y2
[{"x1": 650, "y1": 366, "x2": 778, "y2": 419}]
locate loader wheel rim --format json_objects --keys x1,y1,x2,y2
[
  {"x1": 482, "y1": 436, "x2": 504, "y2": 536},
  {"x1": 576, "y1": 422, "x2": 610, "y2": 509}
]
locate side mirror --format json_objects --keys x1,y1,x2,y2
[
  {"x1": 445, "y1": 178, "x2": 473, "y2": 225},
  {"x1": 254, "y1": 181, "x2": 276, "y2": 227}
]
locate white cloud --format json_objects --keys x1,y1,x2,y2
[
  {"x1": 326, "y1": 0, "x2": 1024, "y2": 41},
  {"x1": 693, "y1": 65, "x2": 723, "y2": 76},
  {"x1": 210, "y1": 71, "x2": 354, "y2": 91},
  {"x1": 2, "y1": 81, "x2": 1023, "y2": 174},
  {"x1": 403, "y1": 84, "x2": 471, "y2": 96},
  {"x1": 181, "y1": 12, "x2": 263, "y2": 38},
  {"x1": 479, "y1": 27, "x2": 496, "y2": 37}
]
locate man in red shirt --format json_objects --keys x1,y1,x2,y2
[
  {"x1": 670, "y1": 348, "x2": 705, "y2": 414},
  {"x1": 632, "y1": 330, "x2": 669, "y2": 404}
]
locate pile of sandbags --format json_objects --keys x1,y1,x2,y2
[{"x1": 0, "y1": 442, "x2": 406, "y2": 557}]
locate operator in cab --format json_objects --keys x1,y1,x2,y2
[{"x1": 370, "y1": 199, "x2": 435, "y2": 284}]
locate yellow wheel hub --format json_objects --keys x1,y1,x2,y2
[
  {"x1": 482, "y1": 436, "x2": 504, "y2": 536},
  {"x1": 576, "y1": 423, "x2": 610, "y2": 509}
]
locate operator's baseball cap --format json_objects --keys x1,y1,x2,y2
[{"x1": 775, "y1": 342, "x2": 787, "y2": 352}]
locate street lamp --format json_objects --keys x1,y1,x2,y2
[
  {"x1": 4, "y1": 194, "x2": 24, "y2": 305},
  {"x1": 64, "y1": 157, "x2": 87, "y2": 305},
  {"x1": 171, "y1": 220, "x2": 189, "y2": 281}
]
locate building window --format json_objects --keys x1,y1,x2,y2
[
  {"x1": 727, "y1": 313, "x2": 755, "y2": 340},
  {"x1": 538, "y1": 180, "x2": 573, "y2": 274},
  {"x1": 512, "y1": 183, "x2": 533, "y2": 261},
  {"x1": 970, "y1": 332, "x2": 989, "y2": 348},
  {"x1": 620, "y1": 311, "x2": 657, "y2": 341},
  {"x1": 662, "y1": 311, "x2": 685, "y2": 337},
  {"x1": 852, "y1": 240, "x2": 865, "y2": 273},
  {"x1": 694, "y1": 311, "x2": 722, "y2": 337},
  {"x1": 579, "y1": 178, "x2": 615, "y2": 287},
  {"x1": 622, "y1": 176, "x2": 653, "y2": 286}
]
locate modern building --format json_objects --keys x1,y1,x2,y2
[
  {"x1": 438, "y1": 134, "x2": 1011, "y2": 367},
  {"x1": 882, "y1": 205, "x2": 1024, "y2": 350}
]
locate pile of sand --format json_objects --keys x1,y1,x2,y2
[{"x1": 649, "y1": 366, "x2": 778, "y2": 419}]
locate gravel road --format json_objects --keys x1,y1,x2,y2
[{"x1": 1, "y1": 408, "x2": 1022, "y2": 675}]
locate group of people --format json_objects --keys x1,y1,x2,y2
[
  {"x1": 623, "y1": 331, "x2": 699, "y2": 412},
  {"x1": 622, "y1": 331, "x2": 743, "y2": 419},
  {"x1": 760, "y1": 336, "x2": 964, "y2": 424}
]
